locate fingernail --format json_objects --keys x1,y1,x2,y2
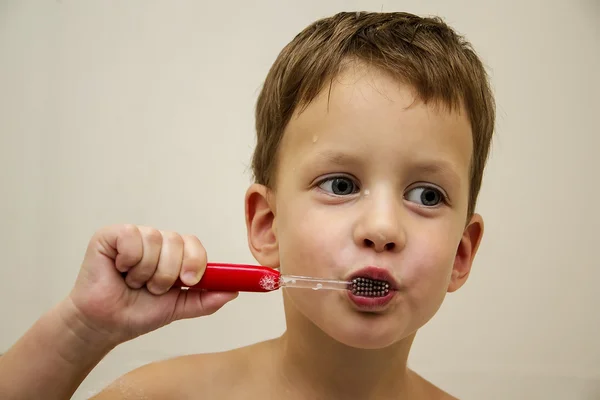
[
  {"x1": 183, "y1": 271, "x2": 200, "y2": 285},
  {"x1": 126, "y1": 277, "x2": 143, "y2": 289}
]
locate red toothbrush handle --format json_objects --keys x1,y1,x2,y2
[{"x1": 173, "y1": 263, "x2": 281, "y2": 292}]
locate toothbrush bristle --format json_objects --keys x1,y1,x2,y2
[{"x1": 351, "y1": 277, "x2": 390, "y2": 297}]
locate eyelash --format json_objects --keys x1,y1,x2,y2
[
  {"x1": 405, "y1": 184, "x2": 449, "y2": 207},
  {"x1": 314, "y1": 176, "x2": 449, "y2": 206},
  {"x1": 315, "y1": 175, "x2": 361, "y2": 196}
]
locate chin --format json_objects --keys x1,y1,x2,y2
[
  {"x1": 324, "y1": 313, "x2": 410, "y2": 349},
  {"x1": 285, "y1": 290, "x2": 417, "y2": 350}
]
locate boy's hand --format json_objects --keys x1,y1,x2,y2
[{"x1": 67, "y1": 224, "x2": 238, "y2": 346}]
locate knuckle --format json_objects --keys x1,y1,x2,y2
[
  {"x1": 183, "y1": 256, "x2": 206, "y2": 272},
  {"x1": 128, "y1": 265, "x2": 154, "y2": 281},
  {"x1": 184, "y1": 235, "x2": 206, "y2": 257},
  {"x1": 119, "y1": 224, "x2": 139, "y2": 238},
  {"x1": 182, "y1": 233, "x2": 202, "y2": 245},
  {"x1": 198, "y1": 246, "x2": 207, "y2": 262},
  {"x1": 148, "y1": 271, "x2": 178, "y2": 289},
  {"x1": 183, "y1": 235, "x2": 207, "y2": 257},
  {"x1": 125, "y1": 274, "x2": 144, "y2": 289},
  {"x1": 162, "y1": 231, "x2": 183, "y2": 247},
  {"x1": 146, "y1": 283, "x2": 166, "y2": 295},
  {"x1": 181, "y1": 234, "x2": 207, "y2": 274},
  {"x1": 144, "y1": 228, "x2": 163, "y2": 246}
]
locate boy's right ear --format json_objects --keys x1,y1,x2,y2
[{"x1": 244, "y1": 183, "x2": 280, "y2": 268}]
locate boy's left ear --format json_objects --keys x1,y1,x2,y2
[
  {"x1": 244, "y1": 183, "x2": 280, "y2": 268},
  {"x1": 448, "y1": 213, "x2": 484, "y2": 292}
]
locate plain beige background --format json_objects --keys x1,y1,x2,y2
[{"x1": 1, "y1": 1, "x2": 599, "y2": 399}]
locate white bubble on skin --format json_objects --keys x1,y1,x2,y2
[
  {"x1": 363, "y1": 189, "x2": 370, "y2": 197},
  {"x1": 312, "y1": 283, "x2": 323, "y2": 290}
]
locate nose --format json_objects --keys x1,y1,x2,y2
[{"x1": 353, "y1": 191, "x2": 406, "y2": 253}]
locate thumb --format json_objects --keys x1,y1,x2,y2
[{"x1": 172, "y1": 290, "x2": 239, "y2": 321}]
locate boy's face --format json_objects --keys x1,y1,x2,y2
[{"x1": 246, "y1": 63, "x2": 483, "y2": 349}]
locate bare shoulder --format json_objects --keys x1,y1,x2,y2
[
  {"x1": 89, "y1": 344, "x2": 259, "y2": 400},
  {"x1": 409, "y1": 369, "x2": 460, "y2": 400}
]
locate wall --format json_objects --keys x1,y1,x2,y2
[{"x1": 1, "y1": 1, "x2": 598, "y2": 398}]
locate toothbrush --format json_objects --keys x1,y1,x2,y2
[{"x1": 172, "y1": 263, "x2": 352, "y2": 293}]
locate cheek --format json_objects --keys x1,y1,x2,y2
[
  {"x1": 400, "y1": 230, "x2": 459, "y2": 306},
  {"x1": 276, "y1": 205, "x2": 351, "y2": 326},
  {"x1": 277, "y1": 204, "x2": 354, "y2": 278},
  {"x1": 405, "y1": 239, "x2": 453, "y2": 278}
]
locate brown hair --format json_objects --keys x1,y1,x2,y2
[{"x1": 252, "y1": 11, "x2": 495, "y2": 217}]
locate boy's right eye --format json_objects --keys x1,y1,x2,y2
[{"x1": 317, "y1": 176, "x2": 359, "y2": 196}]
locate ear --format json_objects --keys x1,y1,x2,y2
[
  {"x1": 244, "y1": 183, "x2": 280, "y2": 268},
  {"x1": 447, "y1": 213, "x2": 484, "y2": 293}
]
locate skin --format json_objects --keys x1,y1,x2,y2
[{"x1": 0, "y1": 63, "x2": 483, "y2": 400}]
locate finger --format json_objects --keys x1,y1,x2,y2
[
  {"x1": 125, "y1": 227, "x2": 163, "y2": 289},
  {"x1": 146, "y1": 231, "x2": 184, "y2": 295},
  {"x1": 171, "y1": 290, "x2": 239, "y2": 320},
  {"x1": 92, "y1": 224, "x2": 143, "y2": 273},
  {"x1": 180, "y1": 234, "x2": 207, "y2": 286}
]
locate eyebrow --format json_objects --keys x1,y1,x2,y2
[
  {"x1": 310, "y1": 150, "x2": 360, "y2": 166},
  {"x1": 410, "y1": 160, "x2": 463, "y2": 188}
]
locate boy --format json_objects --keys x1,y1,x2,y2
[{"x1": 0, "y1": 11, "x2": 495, "y2": 399}]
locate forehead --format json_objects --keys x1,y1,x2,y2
[{"x1": 277, "y1": 64, "x2": 473, "y2": 182}]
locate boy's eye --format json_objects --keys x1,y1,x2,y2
[
  {"x1": 318, "y1": 177, "x2": 359, "y2": 196},
  {"x1": 405, "y1": 186, "x2": 444, "y2": 206}
]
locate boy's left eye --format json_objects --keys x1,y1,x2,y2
[
  {"x1": 318, "y1": 177, "x2": 359, "y2": 196},
  {"x1": 405, "y1": 186, "x2": 445, "y2": 206}
]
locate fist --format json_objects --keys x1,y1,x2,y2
[{"x1": 68, "y1": 224, "x2": 238, "y2": 345}]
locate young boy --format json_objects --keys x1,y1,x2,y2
[{"x1": 0, "y1": 11, "x2": 495, "y2": 399}]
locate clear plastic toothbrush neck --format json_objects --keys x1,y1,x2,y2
[{"x1": 279, "y1": 275, "x2": 352, "y2": 291}]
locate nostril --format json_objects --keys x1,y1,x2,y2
[{"x1": 363, "y1": 239, "x2": 396, "y2": 251}]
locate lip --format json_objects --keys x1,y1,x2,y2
[{"x1": 344, "y1": 266, "x2": 400, "y2": 311}]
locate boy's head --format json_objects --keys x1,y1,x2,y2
[
  {"x1": 245, "y1": 12, "x2": 495, "y2": 349},
  {"x1": 253, "y1": 11, "x2": 495, "y2": 218}
]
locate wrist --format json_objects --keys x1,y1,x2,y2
[{"x1": 55, "y1": 296, "x2": 119, "y2": 362}]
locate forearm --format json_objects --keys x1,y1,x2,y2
[{"x1": 0, "y1": 298, "x2": 116, "y2": 400}]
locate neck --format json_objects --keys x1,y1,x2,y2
[{"x1": 273, "y1": 307, "x2": 416, "y2": 399}]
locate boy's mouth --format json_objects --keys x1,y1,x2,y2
[{"x1": 346, "y1": 266, "x2": 399, "y2": 298}]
